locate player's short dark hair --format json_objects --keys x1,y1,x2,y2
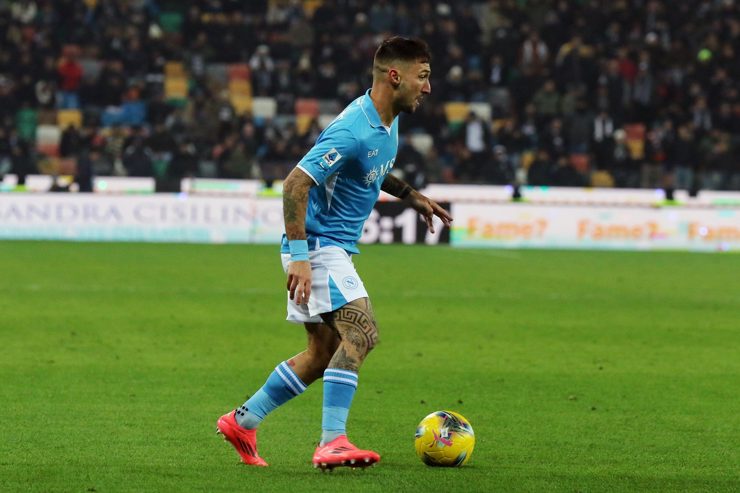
[{"x1": 374, "y1": 36, "x2": 431, "y2": 66}]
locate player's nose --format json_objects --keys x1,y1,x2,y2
[{"x1": 423, "y1": 80, "x2": 431, "y2": 94}]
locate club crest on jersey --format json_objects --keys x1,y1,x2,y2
[
  {"x1": 321, "y1": 148, "x2": 342, "y2": 169},
  {"x1": 342, "y1": 276, "x2": 359, "y2": 289}
]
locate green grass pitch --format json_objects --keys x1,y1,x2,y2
[{"x1": 0, "y1": 241, "x2": 738, "y2": 492}]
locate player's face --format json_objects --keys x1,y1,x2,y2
[{"x1": 398, "y1": 61, "x2": 431, "y2": 113}]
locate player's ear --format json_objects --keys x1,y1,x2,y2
[{"x1": 388, "y1": 67, "x2": 401, "y2": 88}]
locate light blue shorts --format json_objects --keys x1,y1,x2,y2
[{"x1": 281, "y1": 245, "x2": 368, "y2": 324}]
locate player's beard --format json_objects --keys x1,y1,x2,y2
[{"x1": 401, "y1": 94, "x2": 423, "y2": 114}]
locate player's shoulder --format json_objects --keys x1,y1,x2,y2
[
  {"x1": 328, "y1": 95, "x2": 381, "y2": 135},
  {"x1": 326, "y1": 98, "x2": 365, "y2": 131}
]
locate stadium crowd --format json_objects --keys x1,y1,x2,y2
[{"x1": 0, "y1": 0, "x2": 739, "y2": 192}]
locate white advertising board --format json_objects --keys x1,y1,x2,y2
[
  {"x1": 451, "y1": 203, "x2": 739, "y2": 251},
  {"x1": 0, "y1": 194, "x2": 285, "y2": 244},
  {"x1": 1, "y1": 193, "x2": 738, "y2": 251}
]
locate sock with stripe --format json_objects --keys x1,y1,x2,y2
[
  {"x1": 321, "y1": 368, "x2": 358, "y2": 445},
  {"x1": 235, "y1": 361, "x2": 307, "y2": 429}
]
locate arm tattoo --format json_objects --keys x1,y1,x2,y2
[
  {"x1": 381, "y1": 174, "x2": 413, "y2": 199},
  {"x1": 283, "y1": 169, "x2": 314, "y2": 240}
]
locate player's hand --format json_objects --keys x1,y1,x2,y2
[
  {"x1": 286, "y1": 260, "x2": 312, "y2": 305},
  {"x1": 405, "y1": 192, "x2": 453, "y2": 233}
]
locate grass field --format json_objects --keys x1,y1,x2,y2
[{"x1": 0, "y1": 241, "x2": 738, "y2": 492}]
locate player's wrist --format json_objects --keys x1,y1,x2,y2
[
  {"x1": 399, "y1": 185, "x2": 413, "y2": 200},
  {"x1": 288, "y1": 239, "x2": 309, "y2": 262}
]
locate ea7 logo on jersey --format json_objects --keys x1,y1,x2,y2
[{"x1": 320, "y1": 148, "x2": 342, "y2": 169}]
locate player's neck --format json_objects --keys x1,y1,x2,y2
[{"x1": 369, "y1": 85, "x2": 396, "y2": 127}]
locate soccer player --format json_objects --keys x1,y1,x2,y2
[{"x1": 217, "y1": 36, "x2": 452, "y2": 470}]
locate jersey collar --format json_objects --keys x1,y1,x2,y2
[{"x1": 359, "y1": 89, "x2": 385, "y2": 129}]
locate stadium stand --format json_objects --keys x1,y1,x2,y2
[{"x1": 0, "y1": 0, "x2": 737, "y2": 191}]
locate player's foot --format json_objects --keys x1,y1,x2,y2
[
  {"x1": 312, "y1": 435, "x2": 380, "y2": 470},
  {"x1": 216, "y1": 411, "x2": 268, "y2": 466}
]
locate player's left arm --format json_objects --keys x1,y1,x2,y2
[{"x1": 381, "y1": 174, "x2": 452, "y2": 233}]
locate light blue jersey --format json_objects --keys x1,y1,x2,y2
[{"x1": 281, "y1": 89, "x2": 399, "y2": 254}]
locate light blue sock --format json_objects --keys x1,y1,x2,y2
[
  {"x1": 235, "y1": 361, "x2": 307, "y2": 429},
  {"x1": 321, "y1": 368, "x2": 358, "y2": 445}
]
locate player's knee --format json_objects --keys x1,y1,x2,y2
[
  {"x1": 356, "y1": 323, "x2": 379, "y2": 355},
  {"x1": 337, "y1": 324, "x2": 375, "y2": 357}
]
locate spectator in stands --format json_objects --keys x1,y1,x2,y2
[
  {"x1": 122, "y1": 136, "x2": 154, "y2": 177},
  {"x1": 369, "y1": 0, "x2": 395, "y2": 33},
  {"x1": 532, "y1": 79, "x2": 561, "y2": 125},
  {"x1": 489, "y1": 145, "x2": 516, "y2": 185},
  {"x1": 527, "y1": 149, "x2": 555, "y2": 186},
  {"x1": 396, "y1": 139, "x2": 427, "y2": 190},
  {"x1": 95, "y1": 60, "x2": 126, "y2": 107},
  {"x1": 34, "y1": 56, "x2": 57, "y2": 109},
  {"x1": 57, "y1": 51, "x2": 83, "y2": 109},
  {"x1": 169, "y1": 141, "x2": 199, "y2": 182},
  {"x1": 75, "y1": 149, "x2": 95, "y2": 193},
  {"x1": 565, "y1": 99, "x2": 593, "y2": 154},
  {"x1": 542, "y1": 118, "x2": 568, "y2": 161},
  {"x1": 249, "y1": 45, "x2": 275, "y2": 97},
  {"x1": 641, "y1": 129, "x2": 667, "y2": 189},
  {"x1": 609, "y1": 129, "x2": 639, "y2": 188},
  {"x1": 218, "y1": 134, "x2": 260, "y2": 180},
  {"x1": 59, "y1": 124, "x2": 83, "y2": 158},
  {"x1": 519, "y1": 30, "x2": 549, "y2": 78},
  {"x1": 147, "y1": 123, "x2": 177, "y2": 167},
  {"x1": 552, "y1": 156, "x2": 586, "y2": 187},
  {"x1": 704, "y1": 134, "x2": 734, "y2": 191},
  {"x1": 592, "y1": 110, "x2": 615, "y2": 167},
  {"x1": 630, "y1": 62, "x2": 656, "y2": 125},
  {"x1": 10, "y1": 138, "x2": 35, "y2": 186},
  {"x1": 554, "y1": 34, "x2": 594, "y2": 92},
  {"x1": 0, "y1": 127, "x2": 11, "y2": 176},
  {"x1": 667, "y1": 124, "x2": 699, "y2": 192},
  {"x1": 599, "y1": 59, "x2": 627, "y2": 124},
  {"x1": 464, "y1": 111, "x2": 491, "y2": 180},
  {"x1": 496, "y1": 118, "x2": 528, "y2": 175}
]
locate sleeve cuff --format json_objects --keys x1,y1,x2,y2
[{"x1": 296, "y1": 165, "x2": 320, "y2": 186}]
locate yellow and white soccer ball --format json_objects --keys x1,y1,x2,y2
[{"x1": 414, "y1": 410, "x2": 475, "y2": 467}]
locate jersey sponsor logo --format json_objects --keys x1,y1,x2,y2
[
  {"x1": 362, "y1": 157, "x2": 395, "y2": 186},
  {"x1": 368, "y1": 148, "x2": 379, "y2": 158},
  {"x1": 363, "y1": 167, "x2": 379, "y2": 186},
  {"x1": 342, "y1": 276, "x2": 359, "y2": 289},
  {"x1": 321, "y1": 148, "x2": 342, "y2": 169},
  {"x1": 379, "y1": 157, "x2": 395, "y2": 176}
]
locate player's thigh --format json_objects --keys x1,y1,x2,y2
[{"x1": 321, "y1": 297, "x2": 379, "y2": 351}]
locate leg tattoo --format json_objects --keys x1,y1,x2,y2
[
  {"x1": 322, "y1": 298, "x2": 379, "y2": 371},
  {"x1": 331, "y1": 347, "x2": 360, "y2": 372}
]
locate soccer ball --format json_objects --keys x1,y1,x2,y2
[{"x1": 414, "y1": 410, "x2": 475, "y2": 467}]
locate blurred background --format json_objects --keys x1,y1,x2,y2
[{"x1": 1, "y1": 0, "x2": 738, "y2": 193}]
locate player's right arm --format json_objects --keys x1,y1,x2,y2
[
  {"x1": 283, "y1": 124, "x2": 358, "y2": 305},
  {"x1": 283, "y1": 167, "x2": 315, "y2": 305}
]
